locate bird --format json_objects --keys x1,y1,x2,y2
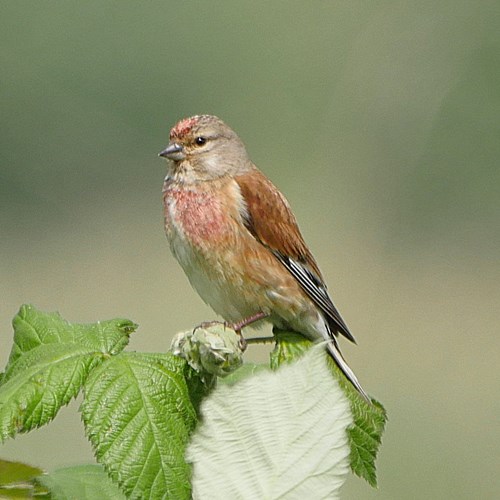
[{"x1": 159, "y1": 114, "x2": 370, "y2": 401}]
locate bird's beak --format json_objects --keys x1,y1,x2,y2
[{"x1": 158, "y1": 143, "x2": 186, "y2": 161}]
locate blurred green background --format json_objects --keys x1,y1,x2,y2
[{"x1": 1, "y1": 1, "x2": 499, "y2": 498}]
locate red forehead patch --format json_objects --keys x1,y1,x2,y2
[{"x1": 170, "y1": 116, "x2": 199, "y2": 140}]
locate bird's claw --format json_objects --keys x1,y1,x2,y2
[
  {"x1": 193, "y1": 312, "x2": 268, "y2": 351},
  {"x1": 192, "y1": 320, "x2": 225, "y2": 334}
]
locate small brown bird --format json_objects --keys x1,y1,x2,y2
[{"x1": 159, "y1": 115, "x2": 369, "y2": 401}]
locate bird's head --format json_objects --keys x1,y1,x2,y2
[{"x1": 159, "y1": 115, "x2": 251, "y2": 183}]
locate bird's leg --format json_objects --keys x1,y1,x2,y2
[
  {"x1": 230, "y1": 311, "x2": 269, "y2": 332},
  {"x1": 228, "y1": 312, "x2": 269, "y2": 350}
]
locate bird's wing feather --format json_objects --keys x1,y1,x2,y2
[{"x1": 234, "y1": 168, "x2": 355, "y2": 343}]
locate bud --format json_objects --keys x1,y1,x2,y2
[{"x1": 171, "y1": 324, "x2": 244, "y2": 378}]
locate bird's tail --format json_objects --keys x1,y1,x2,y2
[{"x1": 326, "y1": 337, "x2": 371, "y2": 403}]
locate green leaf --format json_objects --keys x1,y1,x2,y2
[
  {"x1": 181, "y1": 361, "x2": 216, "y2": 415},
  {"x1": 218, "y1": 362, "x2": 269, "y2": 386},
  {"x1": 0, "y1": 486, "x2": 35, "y2": 498},
  {"x1": 345, "y1": 395, "x2": 387, "y2": 487},
  {"x1": 6, "y1": 305, "x2": 135, "y2": 370},
  {"x1": 0, "y1": 458, "x2": 43, "y2": 486},
  {"x1": 0, "y1": 305, "x2": 135, "y2": 442},
  {"x1": 0, "y1": 458, "x2": 47, "y2": 497},
  {"x1": 37, "y1": 464, "x2": 125, "y2": 499},
  {"x1": 187, "y1": 346, "x2": 353, "y2": 499},
  {"x1": 271, "y1": 329, "x2": 387, "y2": 487},
  {"x1": 269, "y1": 330, "x2": 312, "y2": 370},
  {"x1": 81, "y1": 352, "x2": 198, "y2": 499}
]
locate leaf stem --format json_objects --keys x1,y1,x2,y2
[{"x1": 244, "y1": 336, "x2": 275, "y2": 345}]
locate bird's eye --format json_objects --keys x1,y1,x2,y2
[{"x1": 194, "y1": 136, "x2": 207, "y2": 146}]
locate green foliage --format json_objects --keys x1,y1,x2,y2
[
  {"x1": 37, "y1": 465, "x2": 126, "y2": 500},
  {"x1": 271, "y1": 330, "x2": 387, "y2": 487},
  {"x1": 0, "y1": 458, "x2": 47, "y2": 498},
  {"x1": 181, "y1": 360, "x2": 216, "y2": 415},
  {"x1": 0, "y1": 460, "x2": 125, "y2": 499},
  {"x1": 81, "y1": 352, "x2": 197, "y2": 499},
  {"x1": 0, "y1": 307, "x2": 386, "y2": 497},
  {"x1": 219, "y1": 362, "x2": 269, "y2": 385},
  {"x1": 0, "y1": 305, "x2": 135, "y2": 442},
  {"x1": 187, "y1": 346, "x2": 352, "y2": 499},
  {"x1": 269, "y1": 331, "x2": 312, "y2": 370},
  {"x1": 0, "y1": 306, "x2": 203, "y2": 498},
  {"x1": 346, "y1": 400, "x2": 387, "y2": 488}
]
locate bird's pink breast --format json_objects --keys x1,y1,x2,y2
[{"x1": 164, "y1": 186, "x2": 228, "y2": 247}]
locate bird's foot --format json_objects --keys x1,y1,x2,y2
[
  {"x1": 228, "y1": 312, "x2": 269, "y2": 351},
  {"x1": 193, "y1": 313, "x2": 268, "y2": 351},
  {"x1": 192, "y1": 320, "x2": 225, "y2": 333},
  {"x1": 192, "y1": 319, "x2": 248, "y2": 351}
]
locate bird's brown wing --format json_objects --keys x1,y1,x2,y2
[{"x1": 234, "y1": 168, "x2": 356, "y2": 343}]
